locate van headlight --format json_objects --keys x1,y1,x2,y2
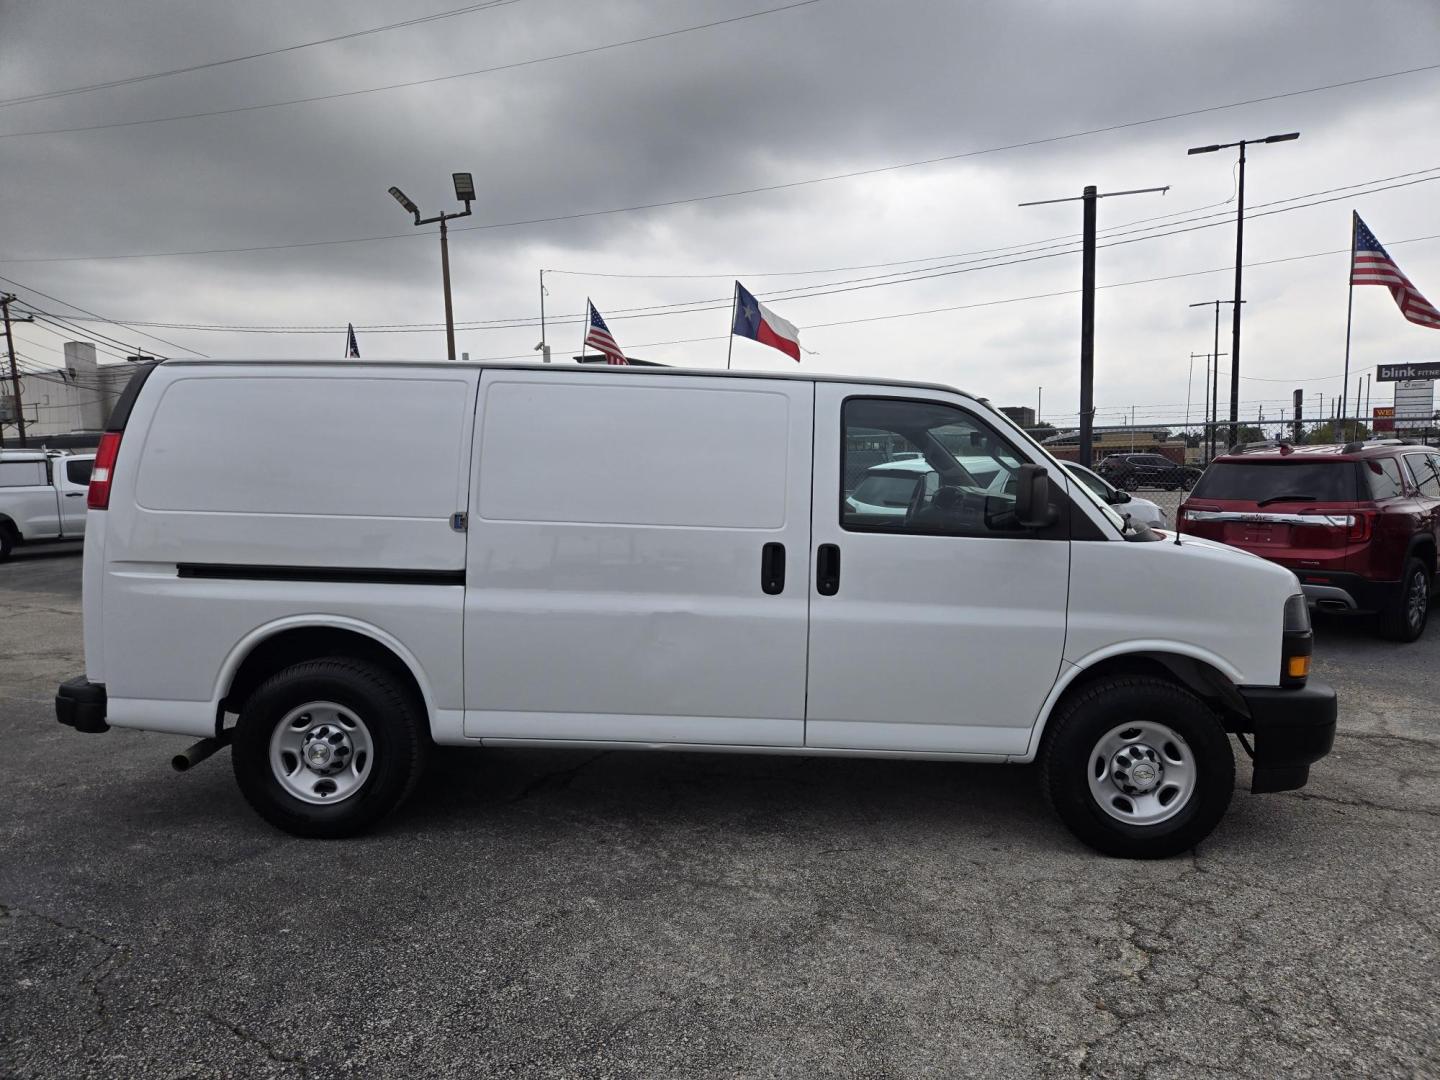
[{"x1": 1281, "y1": 594, "x2": 1312, "y2": 686}]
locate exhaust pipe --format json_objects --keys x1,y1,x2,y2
[{"x1": 172, "y1": 733, "x2": 231, "y2": 773}]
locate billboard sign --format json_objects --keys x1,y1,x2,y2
[
  {"x1": 1394, "y1": 379, "x2": 1436, "y2": 431},
  {"x1": 1373, "y1": 405, "x2": 1395, "y2": 433},
  {"x1": 1377, "y1": 361, "x2": 1440, "y2": 382}
]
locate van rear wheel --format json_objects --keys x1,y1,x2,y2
[
  {"x1": 231, "y1": 658, "x2": 427, "y2": 838},
  {"x1": 1040, "y1": 676, "x2": 1234, "y2": 858}
]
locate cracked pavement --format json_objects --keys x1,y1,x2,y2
[{"x1": 2, "y1": 547, "x2": 1437, "y2": 1078}]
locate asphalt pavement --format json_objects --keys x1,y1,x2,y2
[{"x1": 2, "y1": 546, "x2": 1437, "y2": 1078}]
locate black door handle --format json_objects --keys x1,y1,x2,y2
[
  {"x1": 761, "y1": 542, "x2": 786, "y2": 595},
  {"x1": 816, "y1": 543, "x2": 840, "y2": 596}
]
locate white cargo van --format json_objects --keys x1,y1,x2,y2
[{"x1": 55, "y1": 361, "x2": 1337, "y2": 857}]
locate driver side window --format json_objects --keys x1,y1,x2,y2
[{"x1": 841, "y1": 397, "x2": 1029, "y2": 537}]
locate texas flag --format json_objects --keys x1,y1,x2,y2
[{"x1": 732, "y1": 281, "x2": 801, "y2": 362}]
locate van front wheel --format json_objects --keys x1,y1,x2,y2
[
  {"x1": 1040, "y1": 676, "x2": 1234, "y2": 858},
  {"x1": 231, "y1": 658, "x2": 428, "y2": 838}
]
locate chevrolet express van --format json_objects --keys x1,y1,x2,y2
[{"x1": 55, "y1": 361, "x2": 1337, "y2": 857}]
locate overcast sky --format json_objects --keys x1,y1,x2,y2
[{"x1": 2, "y1": 0, "x2": 1439, "y2": 428}]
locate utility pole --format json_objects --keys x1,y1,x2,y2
[
  {"x1": 1, "y1": 293, "x2": 28, "y2": 447},
  {"x1": 1190, "y1": 300, "x2": 1242, "y2": 460},
  {"x1": 1021, "y1": 182, "x2": 1169, "y2": 467},
  {"x1": 1036, "y1": 385, "x2": 1042, "y2": 424},
  {"x1": 1188, "y1": 132, "x2": 1300, "y2": 447}
]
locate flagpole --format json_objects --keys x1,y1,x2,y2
[
  {"x1": 581, "y1": 298, "x2": 590, "y2": 365},
  {"x1": 1342, "y1": 210, "x2": 1357, "y2": 440},
  {"x1": 726, "y1": 282, "x2": 738, "y2": 371}
]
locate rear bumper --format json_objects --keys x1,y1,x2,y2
[
  {"x1": 1238, "y1": 681, "x2": 1337, "y2": 794},
  {"x1": 1298, "y1": 572, "x2": 1398, "y2": 615},
  {"x1": 56, "y1": 676, "x2": 108, "y2": 734}
]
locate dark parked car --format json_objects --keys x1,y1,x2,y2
[
  {"x1": 1096, "y1": 452, "x2": 1200, "y2": 491},
  {"x1": 1178, "y1": 440, "x2": 1440, "y2": 641}
]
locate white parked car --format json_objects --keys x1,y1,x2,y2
[
  {"x1": 845, "y1": 455, "x2": 1014, "y2": 519},
  {"x1": 1062, "y1": 461, "x2": 1167, "y2": 531},
  {"x1": 0, "y1": 449, "x2": 96, "y2": 560},
  {"x1": 55, "y1": 361, "x2": 1336, "y2": 858}
]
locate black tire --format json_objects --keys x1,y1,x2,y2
[
  {"x1": 1380, "y1": 557, "x2": 1431, "y2": 643},
  {"x1": 231, "y1": 657, "x2": 428, "y2": 838},
  {"x1": 0, "y1": 526, "x2": 13, "y2": 562},
  {"x1": 1040, "y1": 676, "x2": 1235, "y2": 859}
]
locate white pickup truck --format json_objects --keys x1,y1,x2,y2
[{"x1": 0, "y1": 449, "x2": 96, "y2": 560}]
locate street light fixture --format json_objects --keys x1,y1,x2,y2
[
  {"x1": 1187, "y1": 131, "x2": 1299, "y2": 446},
  {"x1": 388, "y1": 186, "x2": 420, "y2": 222},
  {"x1": 387, "y1": 173, "x2": 475, "y2": 361}
]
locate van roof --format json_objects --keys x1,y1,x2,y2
[{"x1": 160, "y1": 358, "x2": 982, "y2": 403}]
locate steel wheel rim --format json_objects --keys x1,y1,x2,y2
[
  {"x1": 269, "y1": 701, "x2": 374, "y2": 805},
  {"x1": 1407, "y1": 571, "x2": 1428, "y2": 631},
  {"x1": 1086, "y1": 720, "x2": 1197, "y2": 826}
]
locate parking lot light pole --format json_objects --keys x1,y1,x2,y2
[
  {"x1": 389, "y1": 172, "x2": 475, "y2": 362},
  {"x1": 1188, "y1": 133, "x2": 1299, "y2": 447}
]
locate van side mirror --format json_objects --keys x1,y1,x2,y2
[{"x1": 1015, "y1": 464, "x2": 1058, "y2": 528}]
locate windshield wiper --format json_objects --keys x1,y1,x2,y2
[{"x1": 1256, "y1": 493, "x2": 1318, "y2": 506}]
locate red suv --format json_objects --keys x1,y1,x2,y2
[{"x1": 1178, "y1": 440, "x2": 1440, "y2": 641}]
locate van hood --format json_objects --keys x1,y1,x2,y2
[{"x1": 1066, "y1": 529, "x2": 1301, "y2": 687}]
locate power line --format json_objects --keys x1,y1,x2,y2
[
  {"x1": 0, "y1": 276, "x2": 207, "y2": 356},
  {"x1": 0, "y1": 0, "x2": 829, "y2": 139},
  {"x1": 25, "y1": 312, "x2": 149, "y2": 359},
  {"x1": 4, "y1": 62, "x2": 1439, "y2": 265},
  {"x1": 546, "y1": 164, "x2": 1438, "y2": 280},
  {"x1": 24, "y1": 168, "x2": 1440, "y2": 338},
  {"x1": 18, "y1": 229, "x2": 1418, "y2": 383},
  {"x1": 368, "y1": 232, "x2": 1440, "y2": 363},
  {"x1": 0, "y1": 0, "x2": 526, "y2": 109}
]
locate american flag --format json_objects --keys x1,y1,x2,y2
[
  {"x1": 1352, "y1": 214, "x2": 1440, "y2": 330},
  {"x1": 345, "y1": 322, "x2": 361, "y2": 358},
  {"x1": 584, "y1": 301, "x2": 628, "y2": 365}
]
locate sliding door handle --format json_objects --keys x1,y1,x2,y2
[
  {"x1": 816, "y1": 543, "x2": 840, "y2": 596},
  {"x1": 761, "y1": 542, "x2": 786, "y2": 595}
]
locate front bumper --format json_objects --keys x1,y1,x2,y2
[
  {"x1": 1238, "y1": 681, "x2": 1337, "y2": 793},
  {"x1": 56, "y1": 676, "x2": 108, "y2": 734}
]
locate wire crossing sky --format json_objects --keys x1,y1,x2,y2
[{"x1": 1, "y1": 0, "x2": 1437, "y2": 424}]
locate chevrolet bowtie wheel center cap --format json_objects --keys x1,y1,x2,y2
[{"x1": 1111, "y1": 744, "x2": 1163, "y2": 795}]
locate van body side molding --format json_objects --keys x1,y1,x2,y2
[{"x1": 176, "y1": 563, "x2": 465, "y2": 586}]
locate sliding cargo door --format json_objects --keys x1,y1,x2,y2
[{"x1": 464, "y1": 371, "x2": 814, "y2": 746}]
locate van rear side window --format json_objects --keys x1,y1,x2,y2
[{"x1": 477, "y1": 381, "x2": 792, "y2": 528}]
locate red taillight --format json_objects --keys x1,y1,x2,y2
[
  {"x1": 88, "y1": 431, "x2": 122, "y2": 509},
  {"x1": 1347, "y1": 511, "x2": 1373, "y2": 543},
  {"x1": 1297, "y1": 509, "x2": 1373, "y2": 543}
]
